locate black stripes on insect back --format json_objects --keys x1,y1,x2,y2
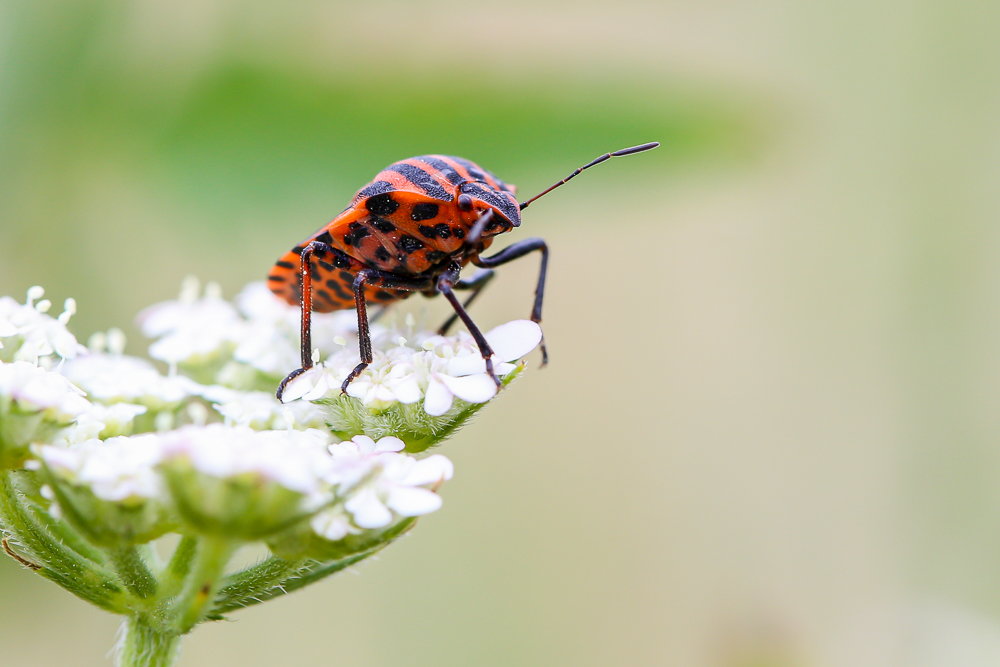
[
  {"x1": 414, "y1": 156, "x2": 465, "y2": 185},
  {"x1": 461, "y1": 182, "x2": 520, "y2": 225},
  {"x1": 355, "y1": 180, "x2": 395, "y2": 201},
  {"x1": 385, "y1": 164, "x2": 452, "y2": 201},
  {"x1": 450, "y1": 156, "x2": 512, "y2": 192},
  {"x1": 449, "y1": 156, "x2": 486, "y2": 182}
]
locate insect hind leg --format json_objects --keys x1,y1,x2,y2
[
  {"x1": 277, "y1": 240, "x2": 339, "y2": 401},
  {"x1": 472, "y1": 237, "x2": 549, "y2": 366},
  {"x1": 342, "y1": 269, "x2": 433, "y2": 394}
]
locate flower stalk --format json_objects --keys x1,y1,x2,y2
[{"x1": 115, "y1": 616, "x2": 182, "y2": 667}]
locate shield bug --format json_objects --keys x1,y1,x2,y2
[{"x1": 269, "y1": 143, "x2": 659, "y2": 400}]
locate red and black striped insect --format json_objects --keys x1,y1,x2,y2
[{"x1": 269, "y1": 142, "x2": 659, "y2": 400}]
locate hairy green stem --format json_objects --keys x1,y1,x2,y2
[
  {"x1": 171, "y1": 537, "x2": 236, "y2": 634},
  {"x1": 158, "y1": 535, "x2": 198, "y2": 600},
  {"x1": 115, "y1": 616, "x2": 181, "y2": 667},
  {"x1": 108, "y1": 547, "x2": 157, "y2": 601},
  {"x1": 0, "y1": 471, "x2": 129, "y2": 613}
]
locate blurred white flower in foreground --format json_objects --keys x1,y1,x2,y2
[
  {"x1": 39, "y1": 434, "x2": 164, "y2": 503},
  {"x1": 0, "y1": 360, "x2": 91, "y2": 467},
  {"x1": 0, "y1": 286, "x2": 86, "y2": 364},
  {"x1": 138, "y1": 278, "x2": 369, "y2": 385}
]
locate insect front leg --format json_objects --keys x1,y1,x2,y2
[
  {"x1": 437, "y1": 264, "x2": 502, "y2": 389},
  {"x1": 472, "y1": 237, "x2": 549, "y2": 366},
  {"x1": 437, "y1": 268, "x2": 496, "y2": 335}
]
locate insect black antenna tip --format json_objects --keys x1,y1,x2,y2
[{"x1": 519, "y1": 141, "x2": 660, "y2": 211}]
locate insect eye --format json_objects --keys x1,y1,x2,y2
[{"x1": 457, "y1": 194, "x2": 473, "y2": 212}]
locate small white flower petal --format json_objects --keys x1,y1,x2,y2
[
  {"x1": 423, "y1": 377, "x2": 454, "y2": 416},
  {"x1": 310, "y1": 507, "x2": 359, "y2": 541},
  {"x1": 345, "y1": 487, "x2": 393, "y2": 528},
  {"x1": 385, "y1": 486, "x2": 442, "y2": 516},
  {"x1": 401, "y1": 454, "x2": 454, "y2": 486},
  {"x1": 280, "y1": 370, "x2": 318, "y2": 403},
  {"x1": 436, "y1": 373, "x2": 498, "y2": 404},
  {"x1": 388, "y1": 375, "x2": 422, "y2": 404},
  {"x1": 484, "y1": 320, "x2": 543, "y2": 362},
  {"x1": 373, "y1": 436, "x2": 405, "y2": 453},
  {"x1": 446, "y1": 353, "x2": 489, "y2": 377},
  {"x1": 351, "y1": 435, "x2": 376, "y2": 454}
]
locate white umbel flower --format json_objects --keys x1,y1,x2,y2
[
  {"x1": 206, "y1": 387, "x2": 328, "y2": 430},
  {"x1": 38, "y1": 434, "x2": 164, "y2": 503},
  {"x1": 0, "y1": 360, "x2": 91, "y2": 419},
  {"x1": 282, "y1": 320, "x2": 542, "y2": 417},
  {"x1": 0, "y1": 288, "x2": 86, "y2": 364},
  {"x1": 66, "y1": 402, "x2": 148, "y2": 442},
  {"x1": 325, "y1": 435, "x2": 453, "y2": 530},
  {"x1": 160, "y1": 424, "x2": 333, "y2": 495},
  {"x1": 61, "y1": 352, "x2": 199, "y2": 407},
  {"x1": 138, "y1": 278, "x2": 244, "y2": 366},
  {"x1": 158, "y1": 424, "x2": 337, "y2": 540}
]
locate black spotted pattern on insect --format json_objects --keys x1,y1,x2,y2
[{"x1": 270, "y1": 144, "x2": 660, "y2": 400}]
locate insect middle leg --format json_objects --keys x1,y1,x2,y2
[
  {"x1": 472, "y1": 237, "x2": 549, "y2": 365},
  {"x1": 437, "y1": 268, "x2": 496, "y2": 335},
  {"x1": 436, "y1": 263, "x2": 502, "y2": 388}
]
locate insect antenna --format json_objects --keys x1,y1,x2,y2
[{"x1": 518, "y1": 142, "x2": 659, "y2": 211}]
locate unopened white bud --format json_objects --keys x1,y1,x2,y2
[
  {"x1": 26, "y1": 286, "x2": 44, "y2": 305},
  {"x1": 107, "y1": 328, "x2": 126, "y2": 355},
  {"x1": 154, "y1": 411, "x2": 174, "y2": 432},
  {"x1": 58, "y1": 298, "x2": 77, "y2": 324},
  {"x1": 88, "y1": 332, "x2": 107, "y2": 352},
  {"x1": 179, "y1": 275, "x2": 200, "y2": 304},
  {"x1": 186, "y1": 402, "x2": 209, "y2": 427}
]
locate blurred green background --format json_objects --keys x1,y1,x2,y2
[{"x1": 2, "y1": 0, "x2": 1000, "y2": 665}]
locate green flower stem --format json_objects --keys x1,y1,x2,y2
[
  {"x1": 116, "y1": 616, "x2": 181, "y2": 667},
  {"x1": 211, "y1": 555, "x2": 306, "y2": 614},
  {"x1": 172, "y1": 537, "x2": 236, "y2": 634},
  {"x1": 28, "y1": 496, "x2": 108, "y2": 565},
  {"x1": 158, "y1": 535, "x2": 198, "y2": 600},
  {"x1": 0, "y1": 471, "x2": 129, "y2": 614},
  {"x1": 108, "y1": 546, "x2": 158, "y2": 601},
  {"x1": 213, "y1": 545, "x2": 388, "y2": 615}
]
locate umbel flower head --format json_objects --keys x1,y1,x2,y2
[{"x1": 0, "y1": 279, "x2": 541, "y2": 667}]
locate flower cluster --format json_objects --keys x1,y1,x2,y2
[
  {"x1": 0, "y1": 278, "x2": 542, "y2": 662},
  {"x1": 36, "y1": 428, "x2": 450, "y2": 552}
]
